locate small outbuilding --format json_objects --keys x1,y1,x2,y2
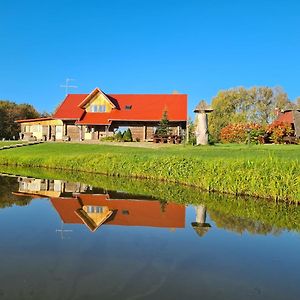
[{"x1": 275, "y1": 109, "x2": 300, "y2": 137}]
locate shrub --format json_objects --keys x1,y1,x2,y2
[
  {"x1": 123, "y1": 129, "x2": 133, "y2": 142},
  {"x1": 220, "y1": 123, "x2": 265, "y2": 144},
  {"x1": 266, "y1": 122, "x2": 294, "y2": 144},
  {"x1": 101, "y1": 136, "x2": 115, "y2": 142},
  {"x1": 115, "y1": 131, "x2": 123, "y2": 141}
]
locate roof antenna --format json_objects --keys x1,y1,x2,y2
[{"x1": 60, "y1": 78, "x2": 78, "y2": 96}]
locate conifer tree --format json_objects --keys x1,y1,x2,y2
[
  {"x1": 123, "y1": 128, "x2": 132, "y2": 142},
  {"x1": 156, "y1": 110, "x2": 170, "y2": 136}
]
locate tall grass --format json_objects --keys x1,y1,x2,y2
[{"x1": 0, "y1": 143, "x2": 299, "y2": 203}]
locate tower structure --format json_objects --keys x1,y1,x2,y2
[{"x1": 194, "y1": 100, "x2": 213, "y2": 145}]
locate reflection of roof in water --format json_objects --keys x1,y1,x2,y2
[{"x1": 50, "y1": 193, "x2": 185, "y2": 229}]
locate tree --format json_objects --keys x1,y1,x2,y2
[
  {"x1": 156, "y1": 110, "x2": 170, "y2": 136},
  {"x1": 208, "y1": 86, "x2": 293, "y2": 141},
  {"x1": 123, "y1": 128, "x2": 132, "y2": 142},
  {"x1": 0, "y1": 100, "x2": 40, "y2": 139},
  {"x1": 187, "y1": 117, "x2": 196, "y2": 144},
  {"x1": 114, "y1": 131, "x2": 123, "y2": 141},
  {"x1": 208, "y1": 88, "x2": 249, "y2": 141}
]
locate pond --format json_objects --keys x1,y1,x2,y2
[{"x1": 0, "y1": 169, "x2": 299, "y2": 300}]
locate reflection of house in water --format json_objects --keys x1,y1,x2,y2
[
  {"x1": 51, "y1": 194, "x2": 185, "y2": 231},
  {"x1": 14, "y1": 177, "x2": 186, "y2": 232},
  {"x1": 16, "y1": 177, "x2": 89, "y2": 198}
]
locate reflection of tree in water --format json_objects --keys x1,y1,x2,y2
[
  {"x1": 160, "y1": 199, "x2": 168, "y2": 212},
  {"x1": 0, "y1": 176, "x2": 32, "y2": 208},
  {"x1": 209, "y1": 209, "x2": 282, "y2": 235}
]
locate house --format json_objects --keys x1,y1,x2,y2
[
  {"x1": 16, "y1": 87, "x2": 188, "y2": 142},
  {"x1": 275, "y1": 109, "x2": 300, "y2": 137}
]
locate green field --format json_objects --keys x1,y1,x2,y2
[{"x1": 0, "y1": 142, "x2": 299, "y2": 202}]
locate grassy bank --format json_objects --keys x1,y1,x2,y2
[{"x1": 0, "y1": 142, "x2": 299, "y2": 202}]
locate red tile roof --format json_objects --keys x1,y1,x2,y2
[
  {"x1": 53, "y1": 94, "x2": 88, "y2": 120},
  {"x1": 76, "y1": 112, "x2": 112, "y2": 125},
  {"x1": 15, "y1": 117, "x2": 53, "y2": 123},
  {"x1": 53, "y1": 90, "x2": 187, "y2": 124},
  {"x1": 276, "y1": 111, "x2": 294, "y2": 124},
  {"x1": 107, "y1": 94, "x2": 187, "y2": 121}
]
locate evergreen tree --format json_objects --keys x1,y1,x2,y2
[
  {"x1": 123, "y1": 128, "x2": 132, "y2": 142},
  {"x1": 156, "y1": 110, "x2": 170, "y2": 136},
  {"x1": 115, "y1": 131, "x2": 123, "y2": 141}
]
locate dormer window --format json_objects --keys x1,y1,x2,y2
[
  {"x1": 125, "y1": 105, "x2": 132, "y2": 110},
  {"x1": 91, "y1": 105, "x2": 106, "y2": 112},
  {"x1": 99, "y1": 105, "x2": 106, "y2": 112}
]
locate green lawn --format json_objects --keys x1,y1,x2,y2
[
  {"x1": 0, "y1": 141, "x2": 298, "y2": 159},
  {"x1": 0, "y1": 142, "x2": 299, "y2": 202}
]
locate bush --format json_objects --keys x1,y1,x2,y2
[
  {"x1": 266, "y1": 122, "x2": 294, "y2": 144},
  {"x1": 123, "y1": 129, "x2": 133, "y2": 142},
  {"x1": 115, "y1": 131, "x2": 123, "y2": 141},
  {"x1": 220, "y1": 123, "x2": 265, "y2": 144},
  {"x1": 101, "y1": 136, "x2": 115, "y2": 142}
]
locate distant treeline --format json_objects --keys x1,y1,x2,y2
[{"x1": 0, "y1": 100, "x2": 48, "y2": 140}]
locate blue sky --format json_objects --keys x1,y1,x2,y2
[{"x1": 1, "y1": 0, "x2": 300, "y2": 116}]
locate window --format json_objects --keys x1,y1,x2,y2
[
  {"x1": 86, "y1": 206, "x2": 104, "y2": 213},
  {"x1": 125, "y1": 105, "x2": 132, "y2": 110},
  {"x1": 91, "y1": 105, "x2": 106, "y2": 112},
  {"x1": 99, "y1": 105, "x2": 106, "y2": 112}
]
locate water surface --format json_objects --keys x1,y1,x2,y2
[{"x1": 0, "y1": 172, "x2": 299, "y2": 300}]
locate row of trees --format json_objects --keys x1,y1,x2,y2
[
  {"x1": 207, "y1": 86, "x2": 299, "y2": 142},
  {"x1": 0, "y1": 100, "x2": 41, "y2": 139}
]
